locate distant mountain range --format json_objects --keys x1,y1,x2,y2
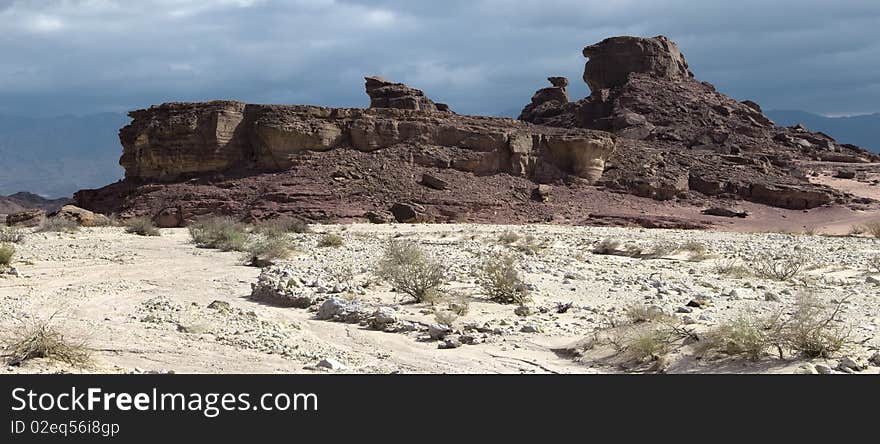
[
  {"x1": 766, "y1": 110, "x2": 880, "y2": 152},
  {"x1": 0, "y1": 112, "x2": 128, "y2": 198},
  {"x1": 0, "y1": 192, "x2": 70, "y2": 215}
]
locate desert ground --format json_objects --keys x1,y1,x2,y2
[{"x1": 1, "y1": 221, "x2": 879, "y2": 375}]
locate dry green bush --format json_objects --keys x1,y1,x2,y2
[
  {"x1": 681, "y1": 240, "x2": 710, "y2": 260},
  {"x1": 624, "y1": 327, "x2": 673, "y2": 362},
  {"x1": 752, "y1": 255, "x2": 805, "y2": 281},
  {"x1": 376, "y1": 240, "x2": 446, "y2": 303},
  {"x1": 317, "y1": 234, "x2": 344, "y2": 248},
  {"x1": 3, "y1": 316, "x2": 90, "y2": 366},
  {"x1": 476, "y1": 255, "x2": 530, "y2": 304},
  {"x1": 447, "y1": 292, "x2": 470, "y2": 317},
  {"x1": 188, "y1": 217, "x2": 249, "y2": 251},
  {"x1": 0, "y1": 243, "x2": 14, "y2": 267},
  {"x1": 124, "y1": 217, "x2": 160, "y2": 236},
  {"x1": 253, "y1": 218, "x2": 310, "y2": 236},
  {"x1": 243, "y1": 237, "x2": 291, "y2": 267},
  {"x1": 0, "y1": 227, "x2": 25, "y2": 243},
  {"x1": 37, "y1": 218, "x2": 80, "y2": 233}
]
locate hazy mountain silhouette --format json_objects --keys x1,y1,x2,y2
[{"x1": 766, "y1": 110, "x2": 880, "y2": 152}]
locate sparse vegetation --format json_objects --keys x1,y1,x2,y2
[
  {"x1": 498, "y1": 231, "x2": 520, "y2": 244},
  {"x1": 593, "y1": 238, "x2": 621, "y2": 255},
  {"x1": 752, "y1": 254, "x2": 805, "y2": 281},
  {"x1": 243, "y1": 237, "x2": 291, "y2": 267},
  {"x1": 434, "y1": 310, "x2": 459, "y2": 327},
  {"x1": 188, "y1": 217, "x2": 249, "y2": 251},
  {"x1": 699, "y1": 293, "x2": 850, "y2": 360},
  {"x1": 0, "y1": 243, "x2": 14, "y2": 267},
  {"x1": 476, "y1": 255, "x2": 530, "y2": 304},
  {"x1": 376, "y1": 240, "x2": 446, "y2": 303},
  {"x1": 0, "y1": 227, "x2": 25, "y2": 243},
  {"x1": 447, "y1": 292, "x2": 470, "y2": 316},
  {"x1": 714, "y1": 258, "x2": 752, "y2": 278},
  {"x1": 124, "y1": 217, "x2": 160, "y2": 236},
  {"x1": 37, "y1": 218, "x2": 80, "y2": 233},
  {"x1": 680, "y1": 240, "x2": 709, "y2": 260},
  {"x1": 317, "y1": 234, "x2": 344, "y2": 248},
  {"x1": 862, "y1": 221, "x2": 880, "y2": 238},
  {"x1": 624, "y1": 327, "x2": 673, "y2": 362},
  {"x1": 625, "y1": 304, "x2": 669, "y2": 324},
  {"x1": 2, "y1": 315, "x2": 90, "y2": 367}
]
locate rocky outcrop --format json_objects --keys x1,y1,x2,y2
[
  {"x1": 115, "y1": 101, "x2": 615, "y2": 186},
  {"x1": 518, "y1": 77, "x2": 571, "y2": 123},
  {"x1": 582, "y1": 35, "x2": 692, "y2": 92},
  {"x1": 5, "y1": 209, "x2": 45, "y2": 227},
  {"x1": 518, "y1": 35, "x2": 878, "y2": 210},
  {"x1": 364, "y1": 76, "x2": 451, "y2": 112},
  {"x1": 49, "y1": 205, "x2": 110, "y2": 227}
]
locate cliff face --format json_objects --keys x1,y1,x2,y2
[{"x1": 117, "y1": 100, "x2": 615, "y2": 185}]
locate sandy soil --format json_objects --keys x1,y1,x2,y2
[{"x1": 1, "y1": 224, "x2": 878, "y2": 375}]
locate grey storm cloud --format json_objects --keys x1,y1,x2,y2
[{"x1": 0, "y1": 0, "x2": 878, "y2": 117}]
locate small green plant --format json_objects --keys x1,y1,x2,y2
[
  {"x1": 782, "y1": 293, "x2": 849, "y2": 358},
  {"x1": 624, "y1": 327, "x2": 673, "y2": 363},
  {"x1": 476, "y1": 255, "x2": 530, "y2": 304},
  {"x1": 698, "y1": 314, "x2": 774, "y2": 361},
  {"x1": 376, "y1": 240, "x2": 446, "y2": 303},
  {"x1": 0, "y1": 243, "x2": 14, "y2": 267},
  {"x1": 188, "y1": 217, "x2": 249, "y2": 251},
  {"x1": 317, "y1": 233, "x2": 344, "y2": 248},
  {"x1": 124, "y1": 217, "x2": 160, "y2": 236},
  {"x1": 36, "y1": 218, "x2": 80, "y2": 233},
  {"x1": 0, "y1": 227, "x2": 25, "y2": 243}
]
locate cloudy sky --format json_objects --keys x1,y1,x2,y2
[{"x1": 1, "y1": 0, "x2": 878, "y2": 118}]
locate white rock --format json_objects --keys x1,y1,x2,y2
[{"x1": 316, "y1": 358, "x2": 346, "y2": 370}]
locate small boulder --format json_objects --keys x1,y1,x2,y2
[
  {"x1": 316, "y1": 358, "x2": 346, "y2": 371},
  {"x1": 701, "y1": 207, "x2": 748, "y2": 218},
  {"x1": 50, "y1": 205, "x2": 110, "y2": 227},
  {"x1": 390, "y1": 202, "x2": 428, "y2": 223},
  {"x1": 421, "y1": 173, "x2": 449, "y2": 190},
  {"x1": 428, "y1": 323, "x2": 452, "y2": 340}
]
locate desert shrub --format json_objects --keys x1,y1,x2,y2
[
  {"x1": 681, "y1": 240, "x2": 709, "y2": 260},
  {"x1": 698, "y1": 315, "x2": 774, "y2": 361},
  {"x1": 476, "y1": 255, "x2": 530, "y2": 304},
  {"x1": 434, "y1": 310, "x2": 459, "y2": 327},
  {"x1": 498, "y1": 231, "x2": 520, "y2": 244},
  {"x1": 752, "y1": 255, "x2": 804, "y2": 281},
  {"x1": 317, "y1": 234, "x2": 344, "y2": 248},
  {"x1": 36, "y1": 218, "x2": 80, "y2": 233},
  {"x1": 625, "y1": 304, "x2": 669, "y2": 324},
  {"x1": 447, "y1": 292, "x2": 470, "y2": 317},
  {"x1": 641, "y1": 241, "x2": 676, "y2": 259},
  {"x1": 868, "y1": 255, "x2": 880, "y2": 273},
  {"x1": 0, "y1": 243, "x2": 14, "y2": 267},
  {"x1": 781, "y1": 293, "x2": 849, "y2": 358},
  {"x1": 592, "y1": 238, "x2": 621, "y2": 255},
  {"x1": 0, "y1": 227, "x2": 25, "y2": 243},
  {"x1": 188, "y1": 217, "x2": 249, "y2": 251},
  {"x1": 124, "y1": 217, "x2": 160, "y2": 236},
  {"x1": 243, "y1": 237, "x2": 291, "y2": 267},
  {"x1": 3, "y1": 316, "x2": 90, "y2": 366},
  {"x1": 376, "y1": 240, "x2": 446, "y2": 303},
  {"x1": 714, "y1": 258, "x2": 751, "y2": 278},
  {"x1": 253, "y1": 218, "x2": 310, "y2": 236},
  {"x1": 623, "y1": 327, "x2": 673, "y2": 362},
  {"x1": 863, "y1": 221, "x2": 880, "y2": 238},
  {"x1": 848, "y1": 224, "x2": 866, "y2": 236}
]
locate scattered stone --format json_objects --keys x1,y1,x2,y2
[
  {"x1": 421, "y1": 173, "x2": 449, "y2": 190},
  {"x1": 815, "y1": 364, "x2": 834, "y2": 375},
  {"x1": 676, "y1": 306, "x2": 693, "y2": 313},
  {"x1": 207, "y1": 300, "x2": 231, "y2": 312},
  {"x1": 370, "y1": 307, "x2": 398, "y2": 329},
  {"x1": 250, "y1": 266, "x2": 319, "y2": 308},
  {"x1": 5, "y1": 209, "x2": 45, "y2": 227},
  {"x1": 520, "y1": 324, "x2": 543, "y2": 333},
  {"x1": 796, "y1": 364, "x2": 818, "y2": 375},
  {"x1": 868, "y1": 352, "x2": 880, "y2": 367},
  {"x1": 439, "y1": 337, "x2": 462, "y2": 349},
  {"x1": 837, "y1": 356, "x2": 865, "y2": 372},
  {"x1": 428, "y1": 324, "x2": 452, "y2": 340},
  {"x1": 50, "y1": 205, "x2": 110, "y2": 227},
  {"x1": 764, "y1": 292, "x2": 780, "y2": 302},
  {"x1": 316, "y1": 358, "x2": 346, "y2": 371},
  {"x1": 514, "y1": 306, "x2": 533, "y2": 317},
  {"x1": 701, "y1": 207, "x2": 748, "y2": 218}
]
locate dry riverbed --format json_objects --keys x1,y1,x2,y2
[{"x1": 1, "y1": 224, "x2": 879, "y2": 374}]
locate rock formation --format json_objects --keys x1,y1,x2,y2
[
  {"x1": 364, "y1": 76, "x2": 451, "y2": 112},
  {"x1": 518, "y1": 35, "x2": 878, "y2": 210},
  {"x1": 74, "y1": 35, "x2": 879, "y2": 227}
]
